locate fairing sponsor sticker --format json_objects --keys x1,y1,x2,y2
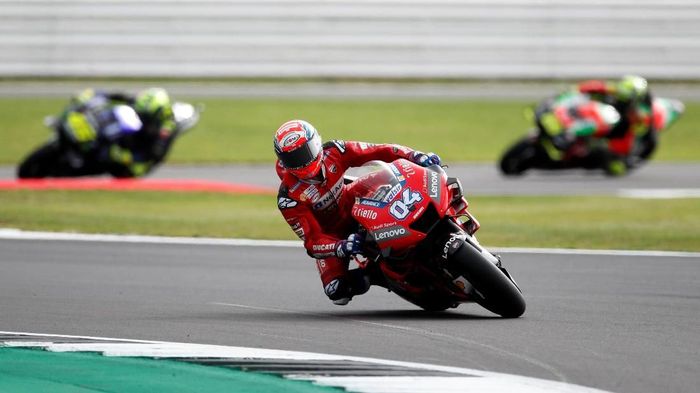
[
  {"x1": 389, "y1": 188, "x2": 423, "y2": 220},
  {"x1": 358, "y1": 198, "x2": 387, "y2": 208},
  {"x1": 396, "y1": 159, "x2": 416, "y2": 177},
  {"x1": 371, "y1": 225, "x2": 410, "y2": 243},
  {"x1": 383, "y1": 183, "x2": 402, "y2": 203},
  {"x1": 353, "y1": 207, "x2": 378, "y2": 220},
  {"x1": 428, "y1": 170, "x2": 441, "y2": 202}
]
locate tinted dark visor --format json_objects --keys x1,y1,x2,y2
[{"x1": 277, "y1": 142, "x2": 321, "y2": 169}]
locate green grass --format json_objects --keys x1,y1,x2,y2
[
  {"x1": 0, "y1": 190, "x2": 284, "y2": 240},
  {"x1": 1, "y1": 190, "x2": 698, "y2": 252},
  {"x1": 3, "y1": 98, "x2": 698, "y2": 165}
]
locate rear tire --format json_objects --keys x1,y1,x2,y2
[
  {"x1": 450, "y1": 240, "x2": 525, "y2": 318},
  {"x1": 499, "y1": 137, "x2": 539, "y2": 176},
  {"x1": 17, "y1": 142, "x2": 62, "y2": 178}
]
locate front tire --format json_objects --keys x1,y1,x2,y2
[
  {"x1": 450, "y1": 240, "x2": 525, "y2": 318},
  {"x1": 499, "y1": 137, "x2": 539, "y2": 176},
  {"x1": 17, "y1": 142, "x2": 62, "y2": 178}
]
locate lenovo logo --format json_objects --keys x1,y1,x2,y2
[
  {"x1": 373, "y1": 226, "x2": 408, "y2": 242},
  {"x1": 429, "y1": 171, "x2": 440, "y2": 199}
]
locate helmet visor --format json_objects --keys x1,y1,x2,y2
[{"x1": 277, "y1": 141, "x2": 322, "y2": 170}]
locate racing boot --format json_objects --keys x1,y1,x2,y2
[
  {"x1": 604, "y1": 155, "x2": 628, "y2": 177},
  {"x1": 326, "y1": 268, "x2": 371, "y2": 306}
]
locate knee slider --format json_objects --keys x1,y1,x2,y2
[{"x1": 324, "y1": 278, "x2": 351, "y2": 301}]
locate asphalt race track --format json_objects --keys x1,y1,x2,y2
[
  {"x1": 2, "y1": 83, "x2": 699, "y2": 392},
  {"x1": 1, "y1": 239, "x2": 698, "y2": 393},
  {"x1": 2, "y1": 162, "x2": 700, "y2": 195},
  {"x1": 150, "y1": 162, "x2": 700, "y2": 196},
  {"x1": 1, "y1": 160, "x2": 699, "y2": 393}
]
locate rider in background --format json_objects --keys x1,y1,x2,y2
[
  {"x1": 66, "y1": 87, "x2": 177, "y2": 177},
  {"x1": 274, "y1": 119, "x2": 453, "y2": 306},
  {"x1": 578, "y1": 75, "x2": 655, "y2": 171},
  {"x1": 552, "y1": 75, "x2": 654, "y2": 175}
]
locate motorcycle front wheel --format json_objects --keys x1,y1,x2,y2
[
  {"x1": 17, "y1": 141, "x2": 62, "y2": 178},
  {"x1": 450, "y1": 240, "x2": 526, "y2": 318},
  {"x1": 499, "y1": 137, "x2": 540, "y2": 176}
]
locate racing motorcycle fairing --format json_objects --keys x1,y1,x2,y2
[
  {"x1": 347, "y1": 159, "x2": 524, "y2": 315},
  {"x1": 350, "y1": 160, "x2": 452, "y2": 252}
]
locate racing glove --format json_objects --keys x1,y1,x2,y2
[
  {"x1": 411, "y1": 151, "x2": 441, "y2": 167},
  {"x1": 335, "y1": 233, "x2": 364, "y2": 258}
]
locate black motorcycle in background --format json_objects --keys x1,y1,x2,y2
[{"x1": 17, "y1": 102, "x2": 200, "y2": 179}]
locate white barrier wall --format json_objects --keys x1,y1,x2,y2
[{"x1": 1, "y1": 0, "x2": 698, "y2": 79}]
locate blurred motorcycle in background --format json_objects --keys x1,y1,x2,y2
[
  {"x1": 17, "y1": 98, "x2": 201, "y2": 179},
  {"x1": 499, "y1": 92, "x2": 684, "y2": 176}
]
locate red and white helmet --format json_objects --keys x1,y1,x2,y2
[{"x1": 274, "y1": 120, "x2": 323, "y2": 180}]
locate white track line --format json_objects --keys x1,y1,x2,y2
[
  {"x1": 211, "y1": 301, "x2": 569, "y2": 383},
  {"x1": 0, "y1": 331, "x2": 613, "y2": 393},
  {"x1": 618, "y1": 188, "x2": 700, "y2": 199},
  {"x1": 1, "y1": 228, "x2": 698, "y2": 258},
  {"x1": 0, "y1": 228, "x2": 298, "y2": 247}
]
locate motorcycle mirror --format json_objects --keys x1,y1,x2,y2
[
  {"x1": 43, "y1": 116, "x2": 58, "y2": 128},
  {"x1": 172, "y1": 102, "x2": 196, "y2": 123}
]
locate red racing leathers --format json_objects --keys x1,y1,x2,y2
[{"x1": 276, "y1": 140, "x2": 419, "y2": 301}]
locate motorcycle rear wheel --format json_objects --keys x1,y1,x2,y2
[{"x1": 450, "y1": 240, "x2": 526, "y2": 318}]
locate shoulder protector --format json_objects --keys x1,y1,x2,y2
[{"x1": 323, "y1": 140, "x2": 346, "y2": 154}]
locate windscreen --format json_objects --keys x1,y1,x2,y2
[
  {"x1": 99, "y1": 105, "x2": 143, "y2": 141},
  {"x1": 350, "y1": 161, "x2": 402, "y2": 203}
]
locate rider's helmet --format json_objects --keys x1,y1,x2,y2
[
  {"x1": 134, "y1": 87, "x2": 173, "y2": 138},
  {"x1": 274, "y1": 120, "x2": 324, "y2": 181},
  {"x1": 615, "y1": 75, "x2": 649, "y2": 103},
  {"x1": 134, "y1": 88, "x2": 172, "y2": 132}
]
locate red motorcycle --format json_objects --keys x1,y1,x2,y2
[
  {"x1": 499, "y1": 92, "x2": 684, "y2": 176},
  {"x1": 348, "y1": 159, "x2": 525, "y2": 317}
]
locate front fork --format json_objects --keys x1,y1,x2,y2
[{"x1": 438, "y1": 217, "x2": 521, "y2": 299}]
